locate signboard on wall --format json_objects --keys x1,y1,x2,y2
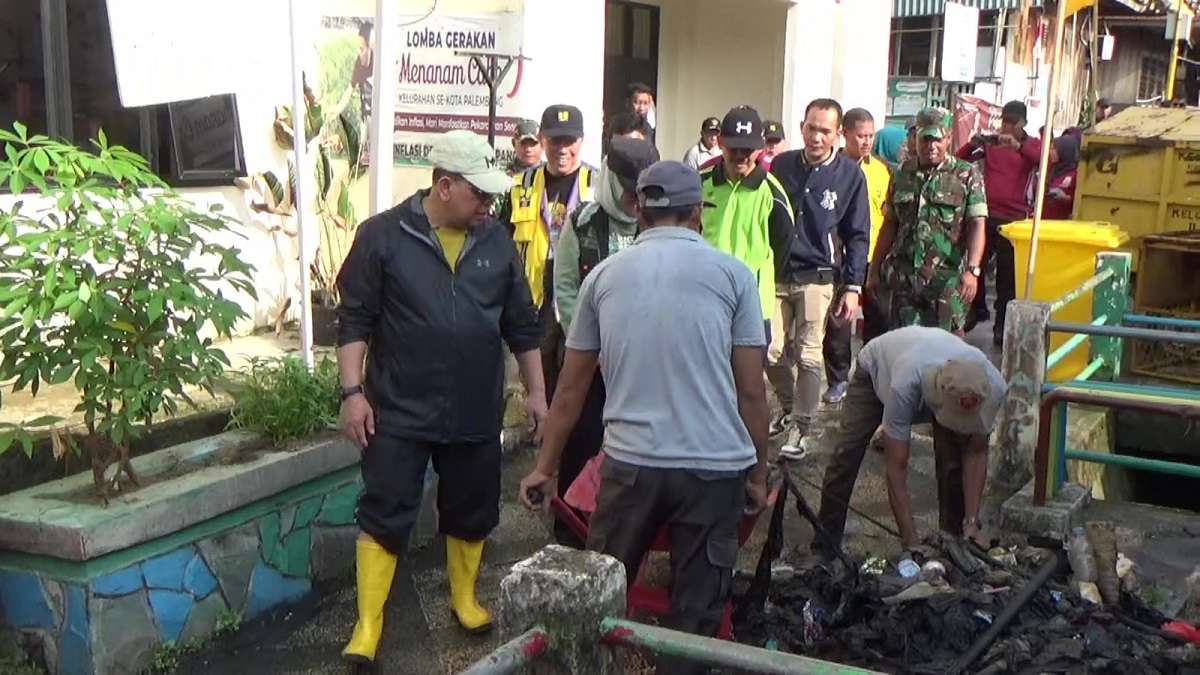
[
  {"x1": 941, "y1": 2, "x2": 980, "y2": 84},
  {"x1": 887, "y1": 79, "x2": 930, "y2": 117},
  {"x1": 317, "y1": 11, "x2": 525, "y2": 167}
]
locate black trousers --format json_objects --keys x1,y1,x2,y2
[
  {"x1": 822, "y1": 293, "x2": 890, "y2": 385},
  {"x1": 540, "y1": 315, "x2": 566, "y2": 402},
  {"x1": 357, "y1": 433, "x2": 501, "y2": 555},
  {"x1": 553, "y1": 370, "x2": 607, "y2": 548},
  {"x1": 811, "y1": 370, "x2": 966, "y2": 559},
  {"x1": 972, "y1": 216, "x2": 1017, "y2": 338},
  {"x1": 587, "y1": 459, "x2": 746, "y2": 675}
]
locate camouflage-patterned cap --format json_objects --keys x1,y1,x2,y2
[
  {"x1": 914, "y1": 106, "x2": 953, "y2": 139},
  {"x1": 514, "y1": 119, "x2": 539, "y2": 141}
]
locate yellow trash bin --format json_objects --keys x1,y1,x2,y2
[{"x1": 999, "y1": 220, "x2": 1130, "y2": 382}]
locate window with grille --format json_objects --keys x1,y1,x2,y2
[{"x1": 1138, "y1": 54, "x2": 1168, "y2": 101}]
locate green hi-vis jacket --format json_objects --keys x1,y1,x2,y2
[{"x1": 699, "y1": 162, "x2": 795, "y2": 317}]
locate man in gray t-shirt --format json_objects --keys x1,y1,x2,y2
[
  {"x1": 811, "y1": 326, "x2": 1007, "y2": 556},
  {"x1": 520, "y1": 161, "x2": 771, "y2": 672}
]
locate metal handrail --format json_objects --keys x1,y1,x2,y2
[
  {"x1": 1049, "y1": 267, "x2": 1113, "y2": 313},
  {"x1": 1124, "y1": 313, "x2": 1200, "y2": 329},
  {"x1": 459, "y1": 617, "x2": 878, "y2": 675},
  {"x1": 1046, "y1": 321, "x2": 1200, "y2": 345},
  {"x1": 1032, "y1": 387, "x2": 1200, "y2": 505},
  {"x1": 599, "y1": 618, "x2": 880, "y2": 675},
  {"x1": 460, "y1": 627, "x2": 549, "y2": 675}
]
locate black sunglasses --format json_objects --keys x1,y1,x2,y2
[{"x1": 442, "y1": 173, "x2": 492, "y2": 201}]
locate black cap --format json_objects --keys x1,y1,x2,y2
[
  {"x1": 540, "y1": 104, "x2": 584, "y2": 139},
  {"x1": 763, "y1": 120, "x2": 785, "y2": 141},
  {"x1": 1001, "y1": 100, "x2": 1027, "y2": 121},
  {"x1": 700, "y1": 116, "x2": 721, "y2": 133},
  {"x1": 1097, "y1": 97, "x2": 1111, "y2": 108},
  {"x1": 606, "y1": 136, "x2": 660, "y2": 191},
  {"x1": 720, "y1": 106, "x2": 764, "y2": 150}
]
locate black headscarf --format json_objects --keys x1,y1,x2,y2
[{"x1": 1051, "y1": 135, "x2": 1079, "y2": 179}]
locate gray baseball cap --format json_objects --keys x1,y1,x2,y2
[
  {"x1": 636, "y1": 160, "x2": 715, "y2": 208},
  {"x1": 427, "y1": 130, "x2": 510, "y2": 194}
]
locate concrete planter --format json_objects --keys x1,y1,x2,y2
[{"x1": 0, "y1": 430, "x2": 364, "y2": 675}]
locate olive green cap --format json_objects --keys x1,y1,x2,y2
[{"x1": 914, "y1": 106, "x2": 953, "y2": 139}]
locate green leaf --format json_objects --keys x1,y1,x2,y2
[
  {"x1": 147, "y1": 293, "x2": 165, "y2": 322},
  {"x1": 77, "y1": 281, "x2": 92, "y2": 302},
  {"x1": 24, "y1": 415, "x2": 62, "y2": 427},
  {"x1": 32, "y1": 148, "x2": 50, "y2": 173}
]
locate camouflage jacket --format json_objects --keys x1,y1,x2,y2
[{"x1": 883, "y1": 157, "x2": 987, "y2": 283}]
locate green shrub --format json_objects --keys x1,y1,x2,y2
[
  {"x1": 226, "y1": 356, "x2": 339, "y2": 443},
  {"x1": 0, "y1": 122, "x2": 256, "y2": 464}
]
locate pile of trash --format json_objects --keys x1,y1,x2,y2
[{"x1": 735, "y1": 531, "x2": 1200, "y2": 674}]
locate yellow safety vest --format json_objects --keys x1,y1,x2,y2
[{"x1": 509, "y1": 164, "x2": 595, "y2": 308}]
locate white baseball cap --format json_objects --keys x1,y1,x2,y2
[
  {"x1": 426, "y1": 130, "x2": 510, "y2": 195},
  {"x1": 921, "y1": 358, "x2": 1007, "y2": 436}
]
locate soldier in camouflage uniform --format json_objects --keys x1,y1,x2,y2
[
  {"x1": 867, "y1": 107, "x2": 987, "y2": 336},
  {"x1": 493, "y1": 120, "x2": 544, "y2": 215}
]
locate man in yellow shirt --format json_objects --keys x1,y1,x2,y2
[
  {"x1": 822, "y1": 108, "x2": 892, "y2": 403},
  {"x1": 335, "y1": 130, "x2": 548, "y2": 671}
]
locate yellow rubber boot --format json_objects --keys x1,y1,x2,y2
[
  {"x1": 446, "y1": 537, "x2": 493, "y2": 634},
  {"x1": 343, "y1": 539, "x2": 398, "y2": 664}
]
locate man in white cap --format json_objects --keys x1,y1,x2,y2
[
  {"x1": 520, "y1": 160, "x2": 770, "y2": 675},
  {"x1": 809, "y1": 326, "x2": 1006, "y2": 559},
  {"x1": 335, "y1": 129, "x2": 548, "y2": 672}
]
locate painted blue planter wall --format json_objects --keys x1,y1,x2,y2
[{"x1": 0, "y1": 470, "x2": 363, "y2": 675}]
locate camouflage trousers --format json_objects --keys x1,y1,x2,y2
[{"x1": 884, "y1": 267, "x2": 968, "y2": 334}]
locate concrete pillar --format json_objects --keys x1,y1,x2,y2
[
  {"x1": 498, "y1": 545, "x2": 627, "y2": 674},
  {"x1": 990, "y1": 300, "x2": 1052, "y2": 497},
  {"x1": 780, "y1": 0, "x2": 835, "y2": 140}
]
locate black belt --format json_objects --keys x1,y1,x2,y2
[{"x1": 785, "y1": 267, "x2": 836, "y2": 285}]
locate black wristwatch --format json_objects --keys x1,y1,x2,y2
[
  {"x1": 340, "y1": 385, "x2": 364, "y2": 402},
  {"x1": 967, "y1": 265, "x2": 982, "y2": 277}
]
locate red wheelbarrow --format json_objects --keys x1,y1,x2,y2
[{"x1": 547, "y1": 452, "x2": 779, "y2": 640}]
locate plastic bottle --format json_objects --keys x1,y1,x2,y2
[{"x1": 1067, "y1": 525, "x2": 1098, "y2": 583}]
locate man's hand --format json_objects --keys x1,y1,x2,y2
[
  {"x1": 744, "y1": 468, "x2": 769, "y2": 515},
  {"x1": 340, "y1": 394, "x2": 375, "y2": 450},
  {"x1": 525, "y1": 390, "x2": 549, "y2": 444},
  {"x1": 518, "y1": 469, "x2": 554, "y2": 511},
  {"x1": 958, "y1": 272, "x2": 979, "y2": 304},
  {"x1": 836, "y1": 291, "x2": 860, "y2": 322}
]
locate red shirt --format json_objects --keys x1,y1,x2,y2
[
  {"x1": 1040, "y1": 169, "x2": 1077, "y2": 220},
  {"x1": 956, "y1": 134, "x2": 1043, "y2": 221}
]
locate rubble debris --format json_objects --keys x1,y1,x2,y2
[{"x1": 735, "y1": 532, "x2": 1200, "y2": 674}]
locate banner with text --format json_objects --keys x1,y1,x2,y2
[{"x1": 317, "y1": 12, "x2": 525, "y2": 167}]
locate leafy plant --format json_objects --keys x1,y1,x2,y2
[
  {"x1": 239, "y1": 75, "x2": 362, "y2": 308},
  {"x1": 225, "y1": 356, "x2": 339, "y2": 443},
  {"x1": 0, "y1": 122, "x2": 257, "y2": 502}
]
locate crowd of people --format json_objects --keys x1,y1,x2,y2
[{"x1": 325, "y1": 82, "x2": 1109, "y2": 672}]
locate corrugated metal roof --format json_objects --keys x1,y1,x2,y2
[
  {"x1": 893, "y1": 0, "x2": 1044, "y2": 17},
  {"x1": 1092, "y1": 107, "x2": 1200, "y2": 142}
]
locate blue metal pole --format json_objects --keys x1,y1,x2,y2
[
  {"x1": 1046, "y1": 322, "x2": 1200, "y2": 345},
  {"x1": 1122, "y1": 314, "x2": 1200, "y2": 329}
]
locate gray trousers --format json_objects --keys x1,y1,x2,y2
[{"x1": 811, "y1": 368, "x2": 968, "y2": 558}]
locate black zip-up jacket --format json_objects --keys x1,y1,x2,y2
[{"x1": 336, "y1": 191, "x2": 541, "y2": 443}]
